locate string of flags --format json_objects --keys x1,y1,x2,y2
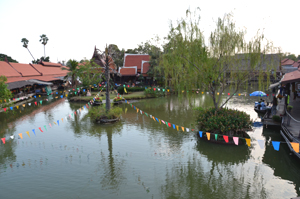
[
  {"x1": 0, "y1": 90, "x2": 102, "y2": 145},
  {"x1": 117, "y1": 94, "x2": 299, "y2": 154}
]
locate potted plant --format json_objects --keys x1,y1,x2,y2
[
  {"x1": 92, "y1": 97, "x2": 102, "y2": 106},
  {"x1": 113, "y1": 96, "x2": 123, "y2": 105}
]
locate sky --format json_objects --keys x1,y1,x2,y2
[{"x1": 0, "y1": 0, "x2": 299, "y2": 64}]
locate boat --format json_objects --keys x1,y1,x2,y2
[
  {"x1": 254, "y1": 107, "x2": 267, "y2": 114},
  {"x1": 281, "y1": 125, "x2": 300, "y2": 159}
]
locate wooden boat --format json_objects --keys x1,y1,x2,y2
[
  {"x1": 254, "y1": 107, "x2": 267, "y2": 114},
  {"x1": 281, "y1": 125, "x2": 300, "y2": 160}
]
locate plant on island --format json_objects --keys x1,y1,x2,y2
[
  {"x1": 113, "y1": 96, "x2": 122, "y2": 102},
  {"x1": 86, "y1": 105, "x2": 122, "y2": 120},
  {"x1": 195, "y1": 107, "x2": 252, "y2": 137}
]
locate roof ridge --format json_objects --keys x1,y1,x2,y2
[{"x1": 7, "y1": 62, "x2": 23, "y2": 76}]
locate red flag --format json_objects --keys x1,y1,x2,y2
[
  {"x1": 154, "y1": 88, "x2": 156, "y2": 91},
  {"x1": 39, "y1": 127, "x2": 44, "y2": 132},
  {"x1": 267, "y1": 94, "x2": 269, "y2": 96},
  {"x1": 34, "y1": 102, "x2": 37, "y2": 105},
  {"x1": 3, "y1": 108, "x2": 6, "y2": 112},
  {"x1": 1, "y1": 138, "x2": 5, "y2": 144},
  {"x1": 168, "y1": 123, "x2": 171, "y2": 127},
  {"x1": 223, "y1": 135, "x2": 229, "y2": 143},
  {"x1": 228, "y1": 93, "x2": 230, "y2": 96},
  {"x1": 74, "y1": 111, "x2": 77, "y2": 115}
]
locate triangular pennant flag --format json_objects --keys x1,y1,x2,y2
[
  {"x1": 10, "y1": 107, "x2": 13, "y2": 110},
  {"x1": 233, "y1": 137, "x2": 239, "y2": 145},
  {"x1": 223, "y1": 135, "x2": 229, "y2": 143},
  {"x1": 49, "y1": 123, "x2": 52, "y2": 128},
  {"x1": 215, "y1": 134, "x2": 218, "y2": 140},
  {"x1": 61, "y1": 95, "x2": 63, "y2": 98},
  {"x1": 173, "y1": 124, "x2": 175, "y2": 129},
  {"x1": 1, "y1": 138, "x2": 5, "y2": 144},
  {"x1": 168, "y1": 123, "x2": 171, "y2": 127},
  {"x1": 28, "y1": 103, "x2": 31, "y2": 106},
  {"x1": 291, "y1": 142, "x2": 299, "y2": 153},
  {"x1": 181, "y1": 126, "x2": 185, "y2": 132},
  {"x1": 161, "y1": 120, "x2": 165, "y2": 124},
  {"x1": 53, "y1": 121, "x2": 57, "y2": 125},
  {"x1": 176, "y1": 125, "x2": 179, "y2": 131},
  {"x1": 26, "y1": 131, "x2": 30, "y2": 138},
  {"x1": 74, "y1": 111, "x2": 77, "y2": 115},
  {"x1": 272, "y1": 141, "x2": 280, "y2": 151},
  {"x1": 206, "y1": 132, "x2": 210, "y2": 140},
  {"x1": 16, "y1": 105, "x2": 19, "y2": 109},
  {"x1": 159, "y1": 119, "x2": 161, "y2": 124},
  {"x1": 34, "y1": 102, "x2": 37, "y2": 105},
  {"x1": 134, "y1": 106, "x2": 136, "y2": 110},
  {"x1": 140, "y1": 110, "x2": 142, "y2": 114},
  {"x1": 199, "y1": 131, "x2": 203, "y2": 137},
  {"x1": 32, "y1": 129, "x2": 36, "y2": 136},
  {"x1": 39, "y1": 127, "x2": 43, "y2": 132},
  {"x1": 71, "y1": 113, "x2": 74, "y2": 117},
  {"x1": 153, "y1": 117, "x2": 156, "y2": 121},
  {"x1": 57, "y1": 120, "x2": 59, "y2": 125},
  {"x1": 19, "y1": 133, "x2": 23, "y2": 139},
  {"x1": 137, "y1": 108, "x2": 139, "y2": 113},
  {"x1": 156, "y1": 118, "x2": 159, "y2": 122},
  {"x1": 40, "y1": 100, "x2": 42, "y2": 104},
  {"x1": 186, "y1": 128, "x2": 189, "y2": 132},
  {"x1": 3, "y1": 108, "x2": 6, "y2": 112},
  {"x1": 44, "y1": 125, "x2": 47, "y2": 131},
  {"x1": 257, "y1": 140, "x2": 265, "y2": 149},
  {"x1": 10, "y1": 135, "x2": 14, "y2": 139},
  {"x1": 245, "y1": 138, "x2": 251, "y2": 147}
]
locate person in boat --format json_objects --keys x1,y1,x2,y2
[
  {"x1": 86, "y1": 90, "x2": 91, "y2": 96},
  {"x1": 260, "y1": 100, "x2": 266, "y2": 110}
]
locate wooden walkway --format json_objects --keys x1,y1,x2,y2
[{"x1": 284, "y1": 92, "x2": 300, "y2": 143}]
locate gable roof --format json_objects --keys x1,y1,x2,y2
[
  {"x1": 281, "y1": 58, "x2": 294, "y2": 66},
  {"x1": 293, "y1": 62, "x2": 300, "y2": 68},
  {"x1": 30, "y1": 64, "x2": 68, "y2": 76},
  {"x1": 123, "y1": 54, "x2": 150, "y2": 70},
  {"x1": 9, "y1": 62, "x2": 42, "y2": 77},
  {"x1": 0, "y1": 61, "x2": 22, "y2": 78},
  {"x1": 119, "y1": 67, "x2": 137, "y2": 76},
  {"x1": 141, "y1": 61, "x2": 150, "y2": 74},
  {"x1": 281, "y1": 68, "x2": 300, "y2": 83}
]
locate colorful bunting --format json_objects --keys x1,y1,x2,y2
[
  {"x1": 39, "y1": 127, "x2": 43, "y2": 132},
  {"x1": 1, "y1": 138, "x2": 5, "y2": 144},
  {"x1": 173, "y1": 124, "x2": 175, "y2": 129},
  {"x1": 233, "y1": 137, "x2": 239, "y2": 145},
  {"x1": 32, "y1": 129, "x2": 36, "y2": 136},
  {"x1": 207, "y1": 132, "x2": 210, "y2": 140},
  {"x1": 19, "y1": 133, "x2": 23, "y2": 139},
  {"x1": 168, "y1": 123, "x2": 171, "y2": 128},
  {"x1": 181, "y1": 126, "x2": 184, "y2": 132},
  {"x1": 245, "y1": 138, "x2": 251, "y2": 147},
  {"x1": 26, "y1": 131, "x2": 30, "y2": 138},
  {"x1": 257, "y1": 140, "x2": 265, "y2": 149},
  {"x1": 223, "y1": 135, "x2": 228, "y2": 143},
  {"x1": 272, "y1": 141, "x2": 280, "y2": 151},
  {"x1": 215, "y1": 134, "x2": 218, "y2": 140},
  {"x1": 44, "y1": 125, "x2": 47, "y2": 131},
  {"x1": 199, "y1": 131, "x2": 203, "y2": 137},
  {"x1": 57, "y1": 120, "x2": 59, "y2": 125},
  {"x1": 10, "y1": 135, "x2": 14, "y2": 139},
  {"x1": 291, "y1": 142, "x2": 299, "y2": 153},
  {"x1": 10, "y1": 107, "x2": 13, "y2": 110},
  {"x1": 3, "y1": 108, "x2": 6, "y2": 112}
]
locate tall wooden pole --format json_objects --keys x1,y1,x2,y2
[{"x1": 105, "y1": 45, "x2": 111, "y2": 111}]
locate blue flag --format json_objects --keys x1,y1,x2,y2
[
  {"x1": 57, "y1": 120, "x2": 59, "y2": 126},
  {"x1": 61, "y1": 95, "x2": 63, "y2": 98},
  {"x1": 56, "y1": 92, "x2": 58, "y2": 94},
  {"x1": 83, "y1": 89, "x2": 85, "y2": 92},
  {"x1": 156, "y1": 118, "x2": 159, "y2": 122},
  {"x1": 173, "y1": 124, "x2": 175, "y2": 129},
  {"x1": 34, "y1": 96, "x2": 36, "y2": 98},
  {"x1": 10, "y1": 107, "x2": 13, "y2": 110},
  {"x1": 272, "y1": 141, "x2": 280, "y2": 151},
  {"x1": 134, "y1": 106, "x2": 136, "y2": 110},
  {"x1": 32, "y1": 129, "x2": 36, "y2": 136},
  {"x1": 199, "y1": 131, "x2": 203, "y2": 137}
]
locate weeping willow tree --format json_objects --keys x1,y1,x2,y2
[{"x1": 160, "y1": 9, "x2": 279, "y2": 110}]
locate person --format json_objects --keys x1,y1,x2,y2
[
  {"x1": 260, "y1": 100, "x2": 265, "y2": 110},
  {"x1": 86, "y1": 90, "x2": 91, "y2": 96}
]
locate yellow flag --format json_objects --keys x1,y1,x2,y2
[
  {"x1": 217, "y1": 92, "x2": 219, "y2": 95},
  {"x1": 245, "y1": 138, "x2": 251, "y2": 147},
  {"x1": 137, "y1": 108, "x2": 139, "y2": 113},
  {"x1": 201, "y1": 92, "x2": 204, "y2": 94},
  {"x1": 19, "y1": 133, "x2": 23, "y2": 139},
  {"x1": 238, "y1": 93, "x2": 241, "y2": 96},
  {"x1": 207, "y1": 132, "x2": 210, "y2": 140},
  {"x1": 16, "y1": 106, "x2": 19, "y2": 109},
  {"x1": 22, "y1": 104, "x2": 25, "y2": 107},
  {"x1": 159, "y1": 119, "x2": 161, "y2": 124},
  {"x1": 66, "y1": 94, "x2": 68, "y2": 97},
  {"x1": 167, "y1": 89, "x2": 170, "y2": 92},
  {"x1": 26, "y1": 131, "x2": 30, "y2": 138},
  {"x1": 55, "y1": 96, "x2": 58, "y2": 99},
  {"x1": 39, "y1": 95, "x2": 41, "y2": 97},
  {"x1": 53, "y1": 122, "x2": 57, "y2": 125},
  {"x1": 124, "y1": 88, "x2": 127, "y2": 93},
  {"x1": 153, "y1": 116, "x2": 155, "y2": 121},
  {"x1": 291, "y1": 142, "x2": 299, "y2": 153},
  {"x1": 176, "y1": 125, "x2": 179, "y2": 131},
  {"x1": 181, "y1": 127, "x2": 185, "y2": 132}
]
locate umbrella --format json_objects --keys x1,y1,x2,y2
[{"x1": 249, "y1": 91, "x2": 267, "y2": 97}]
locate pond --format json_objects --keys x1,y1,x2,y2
[{"x1": 0, "y1": 88, "x2": 300, "y2": 199}]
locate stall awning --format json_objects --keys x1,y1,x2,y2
[
  {"x1": 269, "y1": 82, "x2": 280, "y2": 89},
  {"x1": 7, "y1": 81, "x2": 35, "y2": 90},
  {"x1": 27, "y1": 79, "x2": 53, "y2": 85}
]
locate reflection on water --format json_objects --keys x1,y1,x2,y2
[{"x1": 0, "y1": 89, "x2": 299, "y2": 199}]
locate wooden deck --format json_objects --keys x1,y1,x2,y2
[{"x1": 284, "y1": 92, "x2": 300, "y2": 142}]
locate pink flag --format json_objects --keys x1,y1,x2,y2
[
  {"x1": 49, "y1": 123, "x2": 52, "y2": 127},
  {"x1": 223, "y1": 135, "x2": 229, "y2": 143},
  {"x1": 233, "y1": 137, "x2": 239, "y2": 145},
  {"x1": 1, "y1": 138, "x2": 5, "y2": 144},
  {"x1": 162, "y1": 120, "x2": 165, "y2": 124}
]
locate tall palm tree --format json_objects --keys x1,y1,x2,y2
[
  {"x1": 39, "y1": 34, "x2": 49, "y2": 58},
  {"x1": 21, "y1": 38, "x2": 35, "y2": 61},
  {"x1": 62, "y1": 59, "x2": 78, "y2": 88}
]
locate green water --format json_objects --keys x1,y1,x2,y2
[{"x1": 0, "y1": 91, "x2": 299, "y2": 199}]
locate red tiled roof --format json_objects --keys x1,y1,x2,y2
[
  {"x1": 124, "y1": 54, "x2": 150, "y2": 70},
  {"x1": 281, "y1": 59, "x2": 294, "y2": 66},
  {"x1": 6, "y1": 77, "x2": 33, "y2": 83},
  {"x1": 119, "y1": 68, "x2": 136, "y2": 76},
  {"x1": 281, "y1": 69, "x2": 300, "y2": 83},
  {"x1": 142, "y1": 62, "x2": 150, "y2": 74},
  {"x1": 0, "y1": 61, "x2": 22, "y2": 78},
  {"x1": 41, "y1": 61, "x2": 62, "y2": 67},
  {"x1": 9, "y1": 62, "x2": 41, "y2": 77},
  {"x1": 31, "y1": 64, "x2": 68, "y2": 76},
  {"x1": 293, "y1": 62, "x2": 300, "y2": 68}
]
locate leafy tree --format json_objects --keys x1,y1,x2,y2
[
  {"x1": 0, "y1": 54, "x2": 18, "y2": 63},
  {"x1": 108, "y1": 44, "x2": 125, "y2": 71},
  {"x1": 286, "y1": 54, "x2": 297, "y2": 61},
  {"x1": 21, "y1": 38, "x2": 35, "y2": 61},
  {"x1": 62, "y1": 59, "x2": 79, "y2": 88},
  {"x1": 77, "y1": 59, "x2": 104, "y2": 92},
  {"x1": 160, "y1": 9, "x2": 276, "y2": 110},
  {"x1": 0, "y1": 76, "x2": 12, "y2": 104},
  {"x1": 297, "y1": 55, "x2": 300, "y2": 60},
  {"x1": 39, "y1": 34, "x2": 49, "y2": 58},
  {"x1": 32, "y1": 56, "x2": 50, "y2": 64}
]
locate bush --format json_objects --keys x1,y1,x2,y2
[
  {"x1": 87, "y1": 105, "x2": 122, "y2": 120},
  {"x1": 117, "y1": 86, "x2": 145, "y2": 94},
  {"x1": 287, "y1": 105, "x2": 293, "y2": 111},
  {"x1": 272, "y1": 115, "x2": 281, "y2": 122},
  {"x1": 113, "y1": 96, "x2": 122, "y2": 102},
  {"x1": 144, "y1": 88, "x2": 165, "y2": 98},
  {"x1": 194, "y1": 107, "x2": 252, "y2": 136}
]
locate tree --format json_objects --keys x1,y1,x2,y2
[
  {"x1": 160, "y1": 9, "x2": 276, "y2": 110},
  {"x1": 39, "y1": 34, "x2": 49, "y2": 58},
  {"x1": 0, "y1": 76, "x2": 12, "y2": 104},
  {"x1": 77, "y1": 59, "x2": 104, "y2": 91},
  {"x1": 108, "y1": 44, "x2": 124, "y2": 71},
  {"x1": 32, "y1": 56, "x2": 50, "y2": 64},
  {"x1": 285, "y1": 53, "x2": 297, "y2": 61},
  {"x1": 62, "y1": 59, "x2": 79, "y2": 88},
  {"x1": 0, "y1": 54, "x2": 18, "y2": 63},
  {"x1": 21, "y1": 38, "x2": 35, "y2": 61}
]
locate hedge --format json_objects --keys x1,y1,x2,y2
[{"x1": 117, "y1": 87, "x2": 145, "y2": 94}]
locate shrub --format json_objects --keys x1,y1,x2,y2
[
  {"x1": 113, "y1": 96, "x2": 122, "y2": 102},
  {"x1": 194, "y1": 107, "x2": 252, "y2": 136},
  {"x1": 87, "y1": 105, "x2": 122, "y2": 120},
  {"x1": 287, "y1": 105, "x2": 293, "y2": 112},
  {"x1": 272, "y1": 115, "x2": 281, "y2": 122},
  {"x1": 144, "y1": 88, "x2": 165, "y2": 98}
]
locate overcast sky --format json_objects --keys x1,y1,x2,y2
[{"x1": 0, "y1": 0, "x2": 299, "y2": 64}]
